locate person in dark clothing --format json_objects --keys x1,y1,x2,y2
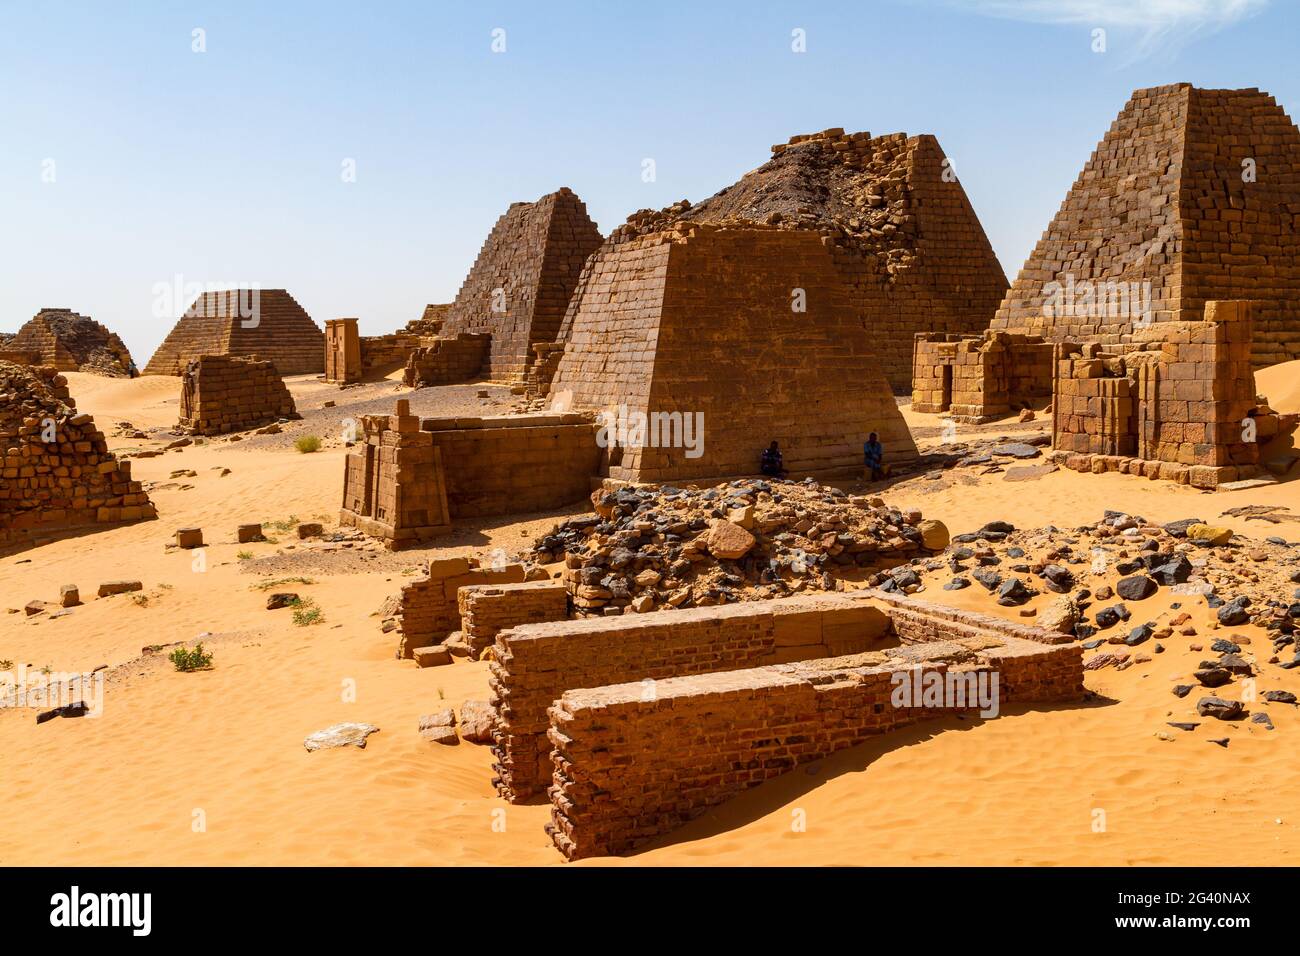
[
  {"x1": 760, "y1": 440, "x2": 787, "y2": 478},
  {"x1": 864, "y1": 432, "x2": 884, "y2": 481}
]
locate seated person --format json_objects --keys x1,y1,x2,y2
[
  {"x1": 760, "y1": 440, "x2": 787, "y2": 478},
  {"x1": 864, "y1": 432, "x2": 884, "y2": 481}
]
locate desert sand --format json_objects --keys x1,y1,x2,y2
[{"x1": 2, "y1": 367, "x2": 1299, "y2": 866}]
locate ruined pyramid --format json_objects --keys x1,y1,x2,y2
[
  {"x1": 602, "y1": 128, "x2": 1009, "y2": 391},
  {"x1": 9, "y1": 308, "x2": 136, "y2": 376},
  {"x1": 144, "y1": 289, "x2": 323, "y2": 376},
  {"x1": 439, "y1": 187, "x2": 603, "y2": 381},
  {"x1": 549, "y1": 220, "x2": 918, "y2": 483},
  {"x1": 991, "y1": 84, "x2": 1300, "y2": 369}
]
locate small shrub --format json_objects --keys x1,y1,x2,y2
[
  {"x1": 168, "y1": 643, "x2": 213, "y2": 672},
  {"x1": 252, "y1": 576, "x2": 315, "y2": 591},
  {"x1": 295, "y1": 436, "x2": 322, "y2": 454},
  {"x1": 291, "y1": 598, "x2": 323, "y2": 627},
  {"x1": 0, "y1": 659, "x2": 13, "y2": 671},
  {"x1": 237, "y1": 550, "x2": 253, "y2": 560}
]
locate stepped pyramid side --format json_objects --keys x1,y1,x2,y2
[
  {"x1": 551, "y1": 224, "x2": 916, "y2": 483},
  {"x1": 1178, "y1": 87, "x2": 1300, "y2": 367},
  {"x1": 144, "y1": 289, "x2": 322, "y2": 375},
  {"x1": 440, "y1": 187, "x2": 602, "y2": 381},
  {"x1": 10, "y1": 309, "x2": 136, "y2": 376},
  {"x1": 991, "y1": 83, "x2": 1300, "y2": 368}
]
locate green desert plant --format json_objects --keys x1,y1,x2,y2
[
  {"x1": 294, "y1": 435, "x2": 322, "y2": 454},
  {"x1": 168, "y1": 643, "x2": 214, "y2": 672},
  {"x1": 237, "y1": 550, "x2": 254, "y2": 560},
  {"x1": 291, "y1": 598, "x2": 323, "y2": 627}
]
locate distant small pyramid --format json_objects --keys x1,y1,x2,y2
[
  {"x1": 440, "y1": 188, "x2": 603, "y2": 381},
  {"x1": 144, "y1": 289, "x2": 323, "y2": 375},
  {"x1": 992, "y1": 84, "x2": 1300, "y2": 368},
  {"x1": 10, "y1": 308, "x2": 135, "y2": 376}
]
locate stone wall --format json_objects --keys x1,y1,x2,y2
[
  {"x1": 420, "y1": 414, "x2": 600, "y2": 518},
  {"x1": 458, "y1": 580, "x2": 569, "y2": 659},
  {"x1": 324, "y1": 309, "x2": 453, "y2": 385},
  {"x1": 549, "y1": 223, "x2": 917, "y2": 482},
  {"x1": 402, "y1": 333, "x2": 491, "y2": 387},
  {"x1": 440, "y1": 187, "x2": 602, "y2": 381},
  {"x1": 912, "y1": 332, "x2": 1053, "y2": 421},
  {"x1": 391, "y1": 556, "x2": 527, "y2": 658},
  {"x1": 177, "y1": 355, "x2": 297, "y2": 435},
  {"x1": 0, "y1": 362, "x2": 155, "y2": 553},
  {"x1": 145, "y1": 289, "x2": 323, "y2": 376},
  {"x1": 1051, "y1": 301, "x2": 1280, "y2": 487},
  {"x1": 991, "y1": 84, "x2": 1300, "y2": 370},
  {"x1": 547, "y1": 635, "x2": 1084, "y2": 859}
]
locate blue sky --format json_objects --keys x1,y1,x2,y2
[{"x1": 1, "y1": 0, "x2": 1294, "y2": 362}]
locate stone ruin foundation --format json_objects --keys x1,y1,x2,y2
[
  {"x1": 177, "y1": 355, "x2": 299, "y2": 435},
  {"x1": 144, "y1": 289, "x2": 324, "y2": 376},
  {"x1": 0, "y1": 361, "x2": 156, "y2": 553},
  {"x1": 386, "y1": 555, "x2": 529, "y2": 660},
  {"x1": 911, "y1": 331, "x2": 1054, "y2": 421},
  {"x1": 338, "y1": 400, "x2": 600, "y2": 547},
  {"x1": 1051, "y1": 301, "x2": 1297, "y2": 487},
  {"x1": 323, "y1": 306, "x2": 452, "y2": 385},
  {"x1": 7, "y1": 308, "x2": 137, "y2": 377},
  {"x1": 402, "y1": 332, "x2": 491, "y2": 387},
  {"x1": 473, "y1": 587, "x2": 1079, "y2": 856},
  {"x1": 548, "y1": 222, "x2": 917, "y2": 482}
]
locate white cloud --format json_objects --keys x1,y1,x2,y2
[{"x1": 941, "y1": 0, "x2": 1268, "y2": 56}]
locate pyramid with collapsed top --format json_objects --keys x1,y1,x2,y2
[
  {"x1": 8, "y1": 308, "x2": 136, "y2": 376},
  {"x1": 143, "y1": 289, "x2": 323, "y2": 376},
  {"x1": 991, "y1": 84, "x2": 1300, "y2": 369}
]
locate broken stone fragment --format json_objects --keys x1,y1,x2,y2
[
  {"x1": 419, "y1": 710, "x2": 458, "y2": 745},
  {"x1": 304, "y1": 722, "x2": 379, "y2": 751},
  {"x1": 1185, "y1": 523, "x2": 1233, "y2": 546},
  {"x1": 97, "y1": 580, "x2": 143, "y2": 598},
  {"x1": 458, "y1": 700, "x2": 496, "y2": 744},
  {"x1": 705, "y1": 519, "x2": 756, "y2": 560},
  {"x1": 266, "y1": 592, "x2": 299, "y2": 610},
  {"x1": 1195, "y1": 697, "x2": 1244, "y2": 720}
]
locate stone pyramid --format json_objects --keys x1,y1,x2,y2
[
  {"x1": 548, "y1": 221, "x2": 917, "y2": 483},
  {"x1": 144, "y1": 289, "x2": 323, "y2": 375},
  {"x1": 439, "y1": 187, "x2": 602, "y2": 381},
  {"x1": 616, "y1": 128, "x2": 1008, "y2": 391},
  {"x1": 9, "y1": 308, "x2": 136, "y2": 376},
  {"x1": 991, "y1": 84, "x2": 1300, "y2": 368}
]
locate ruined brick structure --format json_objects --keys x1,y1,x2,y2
[
  {"x1": 402, "y1": 333, "x2": 491, "y2": 387},
  {"x1": 9, "y1": 309, "x2": 136, "y2": 377},
  {"x1": 438, "y1": 187, "x2": 602, "y2": 382},
  {"x1": 548, "y1": 627, "x2": 1083, "y2": 859},
  {"x1": 338, "y1": 400, "x2": 600, "y2": 547},
  {"x1": 177, "y1": 355, "x2": 298, "y2": 435},
  {"x1": 144, "y1": 289, "x2": 323, "y2": 375},
  {"x1": 912, "y1": 331, "x2": 1054, "y2": 421},
  {"x1": 1052, "y1": 300, "x2": 1295, "y2": 487},
  {"x1": 548, "y1": 222, "x2": 918, "y2": 482},
  {"x1": 388, "y1": 556, "x2": 527, "y2": 659},
  {"x1": 0, "y1": 361, "x2": 155, "y2": 553},
  {"x1": 992, "y1": 84, "x2": 1300, "y2": 369},
  {"x1": 458, "y1": 580, "x2": 569, "y2": 659},
  {"x1": 323, "y1": 306, "x2": 453, "y2": 385}
]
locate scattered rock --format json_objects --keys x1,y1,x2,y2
[
  {"x1": 97, "y1": 580, "x2": 142, "y2": 598},
  {"x1": 1196, "y1": 697, "x2": 1244, "y2": 720},
  {"x1": 266, "y1": 593, "x2": 299, "y2": 610},
  {"x1": 418, "y1": 710, "x2": 459, "y2": 745},
  {"x1": 1115, "y1": 574, "x2": 1157, "y2": 602},
  {"x1": 458, "y1": 700, "x2": 496, "y2": 744},
  {"x1": 1186, "y1": 523, "x2": 1233, "y2": 546},
  {"x1": 304, "y1": 722, "x2": 380, "y2": 751}
]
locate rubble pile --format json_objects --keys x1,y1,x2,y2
[{"x1": 529, "y1": 477, "x2": 946, "y2": 616}]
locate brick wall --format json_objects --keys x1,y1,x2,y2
[
  {"x1": 458, "y1": 580, "x2": 569, "y2": 658},
  {"x1": 402, "y1": 333, "x2": 491, "y2": 387},
  {"x1": 1051, "y1": 300, "x2": 1274, "y2": 486},
  {"x1": 547, "y1": 636, "x2": 1084, "y2": 859},
  {"x1": 0, "y1": 362, "x2": 156, "y2": 553},
  {"x1": 177, "y1": 355, "x2": 297, "y2": 435},
  {"x1": 392, "y1": 556, "x2": 527, "y2": 658},
  {"x1": 912, "y1": 332, "x2": 1052, "y2": 420}
]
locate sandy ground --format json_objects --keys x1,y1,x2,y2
[{"x1": 2, "y1": 367, "x2": 1299, "y2": 866}]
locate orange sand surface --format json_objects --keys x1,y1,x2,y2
[{"x1": 1, "y1": 372, "x2": 1298, "y2": 866}]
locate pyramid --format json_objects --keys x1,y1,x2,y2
[
  {"x1": 609, "y1": 128, "x2": 1008, "y2": 391},
  {"x1": 144, "y1": 289, "x2": 323, "y2": 376},
  {"x1": 9, "y1": 308, "x2": 136, "y2": 376},
  {"x1": 548, "y1": 222, "x2": 917, "y2": 483},
  {"x1": 991, "y1": 84, "x2": 1300, "y2": 368},
  {"x1": 439, "y1": 187, "x2": 603, "y2": 381}
]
